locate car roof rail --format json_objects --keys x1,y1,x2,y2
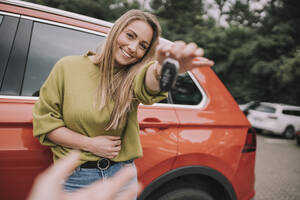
[{"x1": 0, "y1": 0, "x2": 113, "y2": 28}]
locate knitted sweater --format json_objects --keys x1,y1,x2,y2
[{"x1": 32, "y1": 54, "x2": 167, "y2": 163}]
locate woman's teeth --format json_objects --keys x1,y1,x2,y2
[{"x1": 121, "y1": 49, "x2": 132, "y2": 58}]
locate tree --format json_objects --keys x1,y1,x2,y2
[
  {"x1": 150, "y1": 0, "x2": 205, "y2": 41},
  {"x1": 250, "y1": 0, "x2": 300, "y2": 105},
  {"x1": 204, "y1": 0, "x2": 300, "y2": 105},
  {"x1": 226, "y1": 0, "x2": 262, "y2": 27}
]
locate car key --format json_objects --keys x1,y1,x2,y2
[{"x1": 159, "y1": 58, "x2": 179, "y2": 92}]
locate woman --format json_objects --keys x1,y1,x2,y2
[{"x1": 33, "y1": 9, "x2": 213, "y2": 196}]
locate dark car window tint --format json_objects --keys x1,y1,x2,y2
[
  {"x1": 282, "y1": 110, "x2": 300, "y2": 117},
  {"x1": 0, "y1": 15, "x2": 19, "y2": 90},
  {"x1": 294, "y1": 111, "x2": 300, "y2": 116},
  {"x1": 253, "y1": 105, "x2": 276, "y2": 113},
  {"x1": 0, "y1": 15, "x2": 3, "y2": 24},
  {"x1": 22, "y1": 22, "x2": 105, "y2": 96},
  {"x1": 171, "y1": 72, "x2": 202, "y2": 105}
]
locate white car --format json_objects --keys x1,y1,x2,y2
[{"x1": 247, "y1": 102, "x2": 300, "y2": 139}]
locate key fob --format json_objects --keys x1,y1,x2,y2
[{"x1": 159, "y1": 58, "x2": 179, "y2": 92}]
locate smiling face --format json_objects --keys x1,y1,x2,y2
[{"x1": 114, "y1": 20, "x2": 153, "y2": 67}]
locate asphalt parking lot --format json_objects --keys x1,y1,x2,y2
[{"x1": 255, "y1": 134, "x2": 300, "y2": 200}]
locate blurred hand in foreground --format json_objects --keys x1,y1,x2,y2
[{"x1": 27, "y1": 151, "x2": 141, "y2": 200}]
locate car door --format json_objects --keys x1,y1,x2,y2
[
  {"x1": 135, "y1": 38, "x2": 180, "y2": 186},
  {"x1": 0, "y1": 11, "x2": 106, "y2": 200},
  {"x1": 0, "y1": 11, "x2": 46, "y2": 200},
  {"x1": 136, "y1": 98, "x2": 179, "y2": 186}
]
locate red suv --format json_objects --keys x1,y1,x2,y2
[{"x1": 0, "y1": 0, "x2": 256, "y2": 199}]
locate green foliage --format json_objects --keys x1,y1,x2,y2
[
  {"x1": 150, "y1": 0, "x2": 205, "y2": 41},
  {"x1": 209, "y1": 0, "x2": 300, "y2": 105},
  {"x1": 226, "y1": 0, "x2": 262, "y2": 27}
]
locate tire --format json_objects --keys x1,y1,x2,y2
[
  {"x1": 148, "y1": 181, "x2": 216, "y2": 200},
  {"x1": 283, "y1": 126, "x2": 295, "y2": 139},
  {"x1": 157, "y1": 188, "x2": 214, "y2": 200}
]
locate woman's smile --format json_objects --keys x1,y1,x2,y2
[{"x1": 120, "y1": 47, "x2": 133, "y2": 58}]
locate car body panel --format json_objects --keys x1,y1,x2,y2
[
  {"x1": 173, "y1": 69, "x2": 253, "y2": 200},
  {"x1": 0, "y1": 97, "x2": 52, "y2": 200},
  {"x1": 136, "y1": 105, "x2": 179, "y2": 186},
  {"x1": 231, "y1": 151, "x2": 256, "y2": 199}
]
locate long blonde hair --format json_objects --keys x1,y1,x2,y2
[{"x1": 93, "y1": 10, "x2": 161, "y2": 130}]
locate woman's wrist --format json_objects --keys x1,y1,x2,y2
[
  {"x1": 81, "y1": 136, "x2": 93, "y2": 152},
  {"x1": 153, "y1": 61, "x2": 162, "y2": 81}
]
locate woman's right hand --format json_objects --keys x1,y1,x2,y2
[{"x1": 87, "y1": 136, "x2": 121, "y2": 159}]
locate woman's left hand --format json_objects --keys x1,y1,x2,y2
[{"x1": 156, "y1": 41, "x2": 214, "y2": 73}]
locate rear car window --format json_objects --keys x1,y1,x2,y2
[
  {"x1": 170, "y1": 72, "x2": 203, "y2": 105},
  {"x1": 21, "y1": 22, "x2": 105, "y2": 96},
  {"x1": 282, "y1": 110, "x2": 300, "y2": 117},
  {"x1": 253, "y1": 105, "x2": 276, "y2": 113}
]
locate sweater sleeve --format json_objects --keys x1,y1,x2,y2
[
  {"x1": 32, "y1": 58, "x2": 66, "y2": 146},
  {"x1": 133, "y1": 61, "x2": 168, "y2": 105}
]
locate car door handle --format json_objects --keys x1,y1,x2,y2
[
  {"x1": 142, "y1": 117, "x2": 161, "y2": 123},
  {"x1": 140, "y1": 117, "x2": 176, "y2": 129}
]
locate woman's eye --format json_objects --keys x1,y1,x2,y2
[
  {"x1": 140, "y1": 43, "x2": 148, "y2": 50},
  {"x1": 127, "y1": 33, "x2": 134, "y2": 39}
]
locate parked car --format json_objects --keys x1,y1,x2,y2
[
  {"x1": 247, "y1": 102, "x2": 300, "y2": 139},
  {"x1": 0, "y1": 0, "x2": 256, "y2": 200}
]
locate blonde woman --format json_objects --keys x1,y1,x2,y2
[{"x1": 33, "y1": 9, "x2": 213, "y2": 197}]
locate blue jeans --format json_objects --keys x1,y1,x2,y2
[{"x1": 64, "y1": 160, "x2": 137, "y2": 199}]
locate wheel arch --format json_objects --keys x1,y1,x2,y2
[
  {"x1": 138, "y1": 166, "x2": 237, "y2": 200},
  {"x1": 285, "y1": 124, "x2": 295, "y2": 130}
]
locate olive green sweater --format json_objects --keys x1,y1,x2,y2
[{"x1": 33, "y1": 54, "x2": 167, "y2": 163}]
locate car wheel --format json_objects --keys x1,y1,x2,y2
[
  {"x1": 157, "y1": 188, "x2": 214, "y2": 200},
  {"x1": 283, "y1": 126, "x2": 295, "y2": 139},
  {"x1": 148, "y1": 181, "x2": 216, "y2": 200}
]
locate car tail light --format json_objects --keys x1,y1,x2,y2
[{"x1": 242, "y1": 128, "x2": 256, "y2": 153}]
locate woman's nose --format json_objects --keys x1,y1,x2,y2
[{"x1": 128, "y1": 41, "x2": 138, "y2": 53}]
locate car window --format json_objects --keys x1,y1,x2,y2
[
  {"x1": 0, "y1": 15, "x2": 3, "y2": 24},
  {"x1": 1, "y1": 18, "x2": 33, "y2": 96},
  {"x1": 294, "y1": 111, "x2": 300, "y2": 116},
  {"x1": 282, "y1": 110, "x2": 300, "y2": 117},
  {"x1": 0, "y1": 15, "x2": 19, "y2": 91},
  {"x1": 21, "y1": 22, "x2": 105, "y2": 96},
  {"x1": 253, "y1": 105, "x2": 276, "y2": 113},
  {"x1": 170, "y1": 72, "x2": 203, "y2": 105}
]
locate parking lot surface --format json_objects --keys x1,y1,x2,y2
[{"x1": 255, "y1": 134, "x2": 300, "y2": 200}]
